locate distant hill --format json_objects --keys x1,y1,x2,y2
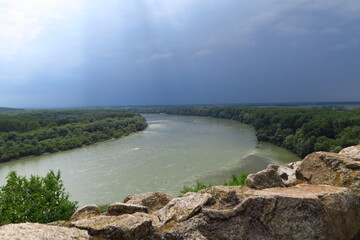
[{"x1": 0, "y1": 107, "x2": 23, "y2": 113}]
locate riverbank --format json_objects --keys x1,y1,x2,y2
[
  {"x1": 0, "y1": 114, "x2": 299, "y2": 206},
  {"x1": 0, "y1": 110, "x2": 148, "y2": 163}
]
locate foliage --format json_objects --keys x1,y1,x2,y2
[
  {"x1": 124, "y1": 106, "x2": 360, "y2": 157},
  {"x1": 98, "y1": 203, "x2": 109, "y2": 213},
  {"x1": 0, "y1": 109, "x2": 148, "y2": 162},
  {"x1": 0, "y1": 170, "x2": 77, "y2": 225},
  {"x1": 223, "y1": 173, "x2": 249, "y2": 186},
  {"x1": 180, "y1": 173, "x2": 249, "y2": 195},
  {"x1": 180, "y1": 180, "x2": 212, "y2": 195}
]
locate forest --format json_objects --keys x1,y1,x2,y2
[
  {"x1": 123, "y1": 106, "x2": 360, "y2": 157},
  {"x1": 0, "y1": 109, "x2": 147, "y2": 163}
]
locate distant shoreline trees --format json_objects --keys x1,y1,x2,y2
[
  {"x1": 122, "y1": 106, "x2": 360, "y2": 157},
  {"x1": 0, "y1": 109, "x2": 147, "y2": 163}
]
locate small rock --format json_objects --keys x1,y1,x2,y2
[
  {"x1": 72, "y1": 212, "x2": 153, "y2": 240},
  {"x1": 71, "y1": 204, "x2": 101, "y2": 222},
  {"x1": 156, "y1": 193, "x2": 213, "y2": 224},
  {"x1": 339, "y1": 145, "x2": 360, "y2": 161},
  {"x1": 124, "y1": 192, "x2": 172, "y2": 211},
  {"x1": 107, "y1": 202, "x2": 148, "y2": 216},
  {"x1": 245, "y1": 167, "x2": 286, "y2": 189},
  {"x1": 0, "y1": 223, "x2": 90, "y2": 240},
  {"x1": 199, "y1": 186, "x2": 241, "y2": 208},
  {"x1": 277, "y1": 161, "x2": 302, "y2": 185}
]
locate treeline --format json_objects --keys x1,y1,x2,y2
[
  {"x1": 123, "y1": 106, "x2": 360, "y2": 157},
  {"x1": 0, "y1": 109, "x2": 147, "y2": 162}
]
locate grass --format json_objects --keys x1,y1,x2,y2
[
  {"x1": 180, "y1": 180, "x2": 212, "y2": 195},
  {"x1": 98, "y1": 204, "x2": 109, "y2": 213},
  {"x1": 223, "y1": 173, "x2": 249, "y2": 186},
  {"x1": 180, "y1": 173, "x2": 249, "y2": 195}
]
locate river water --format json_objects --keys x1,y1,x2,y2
[{"x1": 0, "y1": 114, "x2": 300, "y2": 206}]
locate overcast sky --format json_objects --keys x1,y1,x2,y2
[{"x1": 0, "y1": 0, "x2": 360, "y2": 108}]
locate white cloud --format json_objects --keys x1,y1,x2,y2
[{"x1": 0, "y1": 0, "x2": 85, "y2": 57}]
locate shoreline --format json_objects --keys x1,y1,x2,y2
[{"x1": 1, "y1": 132, "x2": 142, "y2": 165}]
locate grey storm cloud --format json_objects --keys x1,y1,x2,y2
[{"x1": 0, "y1": 0, "x2": 360, "y2": 107}]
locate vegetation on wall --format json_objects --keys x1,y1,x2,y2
[
  {"x1": 0, "y1": 109, "x2": 147, "y2": 162},
  {"x1": 123, "y1": 106, "x2": 360, "y2": 157}
]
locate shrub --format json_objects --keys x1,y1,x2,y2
[
  {"x1": 223, "y1": 173, "x2": 249, "y2": 186},
  {"x1": 180, "y1": 173, "x2": 249, "y2": 195},
  {"x1": 180, "y1": 180, "x2": 212, "y2": 195},
  {"x1": 0, "y1": 170, "x2": 78, "y2": 225}
]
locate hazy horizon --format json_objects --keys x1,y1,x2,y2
[{"x1": 1, "y1": 0, "x2": 360, "y2": 108}]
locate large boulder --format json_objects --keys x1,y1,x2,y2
[
  {"x1": 296, "y1": 152, "x2": 360, "y2": 194},
  {"x1": 152, "y1": 184, "x2": 360, "y2": 240},
  {"x1": 245, "y1": 166, "x2": 286, "y2": 189},
  {"x1": 124, "y1": 192, "x2": 173, "y2": 212},
  {"x1": 107, "y1": 202, "x2": 148, "y2": 216},
  {"x1": 0, "y1": 223, "x2": 90, "y2": 240},
  {"x1": 156, "y1": 192, "x2": 213, "y2": 225},
  {"x1": 70, "y1": 204, "x2": 101, "y2": 222},
  {"x1": 71, "y1": 212, "x2": 153, "y2": 240},
  {"x1": 339, "y1": 145, "x2": 360, "y2": 161}
]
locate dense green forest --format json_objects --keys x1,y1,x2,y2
[
  {"x1": 123, "y1": 106, "x2": 360, "y2": 157},
  {"x1": 0, "y1": 109, "x2": 147, "y2": 163}
]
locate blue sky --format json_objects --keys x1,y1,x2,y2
[{"x1": 0, "y1": 0, "x2": 360, "y2": 108}]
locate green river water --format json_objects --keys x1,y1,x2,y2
[{"x1": 0, "y1": 114, "x2": 300, "y2": 206}]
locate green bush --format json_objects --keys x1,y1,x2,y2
[
  {"x1": 0, "y1": 170, "x2": 78, "y2": 225},
  {"x1": 98, "y1": 203, "x2": 109, "y2": 213},
  {"x1": 223, "y1": 173, "x2": 249, "y2": 186},
  {"x1": 180, "y1": 180, "x2": 212, "y2": 195}
]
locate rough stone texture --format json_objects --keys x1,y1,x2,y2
[
  {"x1": 199, "y1": 186, "x2": 241, "y2": 209},
  {"x1": 156, "y1": 192, "x2": 213, "y2": 225},
  {"x1": 296, "y1": 151, "x2": 360, "y2": 194},
  {"x1": 151, "y1": 184, "x2": 360, "y2": 240},
  {"x1": 339, "y1": 145, "x2": 360, "y2": 161},
  {"x1": 0, "y1": 223, "x2": 90, "y2": 240},
  {"x1": 71, "y1": 204, "x2": 101, "y2": 222},
  {"x1": 245, "y1": 167, "x2": 286, "y2": 189},
  {"x1": 124, "y1": 192, "x2": 173, "y2": 212},
  {"x1": 277, "y1": 160, "x2": 302, "y2": 185},
  {"x1": 107, "y1": 202, "x2": 148, "y2": 216},
  {"x1": 71, "y1": 212, "x2": 153, "y2": 240}
]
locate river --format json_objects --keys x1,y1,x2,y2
[{"x1": 0, "y1": 114, "x2": 300, "y2": 206}]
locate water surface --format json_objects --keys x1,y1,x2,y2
[{"x1": 0, "y1": 114, "x2": 299, "y2": 205}]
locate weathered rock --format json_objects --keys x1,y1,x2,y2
[
  {"x1": 296, "y1": 151, "x2": 360, "y2": 194},
  {"x1": 339, "y1": 145, "x2": 360, "y2": 161},
  {"x1": 124, "y1": 192, "x2": 173, "y2": 211},
  {"x1": 277, "y1": 160, "x2": 302, "y2": 185},
  {"x1": 201, "y1": 208, "x2": 236, "y2": 220},
  {"x1": 245, "y1": 167, "x2": 286, "y2": 189},
  {"x1": 71, "y1": 212, "x2": 153, "y2": 240},
  {"x1": 107, "y1": 202, "x2": 148, "y2": 216},
  {"x1": 199, "y1": 186, "x2": 240, "y2": 209},
  {"x1": 0, "y1": 223, "x2": 90, "y2": 240},
  {"x1": 71, "y1": 204, "x2": 101, "y2": 222},
  {"x1": 156, "y1": 192, "x2": 213, "y2": 225},
  {"x1": 152, "y1": 184, "x2": 360, "y2": 240}
]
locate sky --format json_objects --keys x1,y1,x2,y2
[{"x1": 0, "y1": 0, "x2": 360, "y2": 108}]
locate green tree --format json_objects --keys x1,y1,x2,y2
[{"x1": 0, "y1": 170, "x2": 77, "y2": 225}]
